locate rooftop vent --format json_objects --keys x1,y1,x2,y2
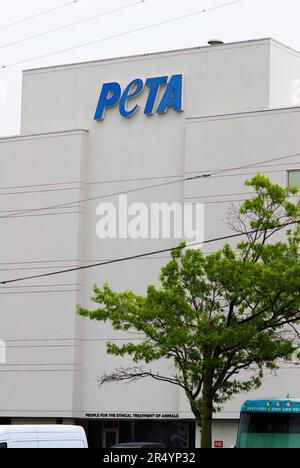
[{"x1": 208, "y1": 39, "x2": 224, "y2": 46}]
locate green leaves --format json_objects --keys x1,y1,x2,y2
[
  {"x1": 241, "y1": 174, "x2": 300, "y2": 232},
  {"x1": 78, "y1": 175, "x2": 300, "y2": 444}
]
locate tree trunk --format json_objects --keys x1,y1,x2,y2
[{"x1": 201, "y1": 372, "x2": 214, "y2": 449}]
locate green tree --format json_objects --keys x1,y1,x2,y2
[{"x1": 78, "y1": 175, "x2": 300, "y2": 448}]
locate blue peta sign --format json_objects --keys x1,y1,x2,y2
[{"x1": 94, "y1": 74, "x2": 183, "y2": 121}]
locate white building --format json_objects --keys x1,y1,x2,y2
[{"x1": 0, "y1": 38, "x2": 300, "y2": 448}]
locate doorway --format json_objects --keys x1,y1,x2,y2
[{"x1": 102, "y1": 428, "x2": 119, "y2": 448}]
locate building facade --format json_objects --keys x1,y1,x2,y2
[{"x1": 0, "y1": 38, "x2": 300, "y2": 448}]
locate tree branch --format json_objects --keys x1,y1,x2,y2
[{"x1": 97, "y1": 367, "x2": 190, "y2": 393}]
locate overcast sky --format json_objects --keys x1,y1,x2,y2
[{"x1": 0, "y1": 0, "x2": 300, "y2": 137}]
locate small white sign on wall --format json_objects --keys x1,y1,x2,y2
[
  {"x1": 0, "y1": 339, "x2": 6, "y2": 364},
  {"x1": 291, "y1": 79, "x2": 300, "y2": 105},
  {"x1": 0, "y1": 80, "x2": 7, "y2": 104}
]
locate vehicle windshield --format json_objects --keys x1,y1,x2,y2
[{"x1": 237, "y1": 412, "x2": 300, "y2": 448}]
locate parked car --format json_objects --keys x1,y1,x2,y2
[
  {"x1": 111, "y1": 442, "x2": 166, "y2": 448},
  {"x1": 0, "y1": 425, "x2": 88, "y2": 448}
]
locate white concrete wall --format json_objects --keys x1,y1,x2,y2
[
  {"x1": 21, "y1": 39, "x2": 272, "y2": 135},
  {"x1": 0, "y1": 130, "x2": 88, "y2": 418},
  {"x1": 0, "y1": 39, "x2": 299, "y2": 426},
  {"x1": 269, "y1": 40, "x2": 300, "y2": 109},
  {"x1": 212, "y1": 420, "x2": 238, "y2": 449},
  {"x1": 194, "y1": 420, "x2": 238, "y2": 449}
]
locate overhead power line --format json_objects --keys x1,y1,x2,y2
[
  {"x1": 0, "y1": 191, "x2": 278, "y2": 214},
  {"x1": 1, "y1": 221, "x2": 299, "y2": 286},
  {"x1": 0, "y1": 166, "x2": 298, "y2": 202},
  {"x1": 1, "y1": 160, "x2": 298, "y2": 193},
  {"x1": 2, "y1": 0, "x2": 247, "y2": 69},
  {"x1": 0, "y1": 152, "x2": 299, "y2": 220},
  {"x1": 0, "y1": 0, "x2": 149, "y2": 51},
  {"x1": 3, "y1": 194, "x2": 299, "y2": 221},
  {"x1": 0, "y1": 0, "x2": 79, "y2": 32}
]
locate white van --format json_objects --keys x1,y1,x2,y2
[{"x1": 0, "y1": 425, "x2": 88, "y2": 448}]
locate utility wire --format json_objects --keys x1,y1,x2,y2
[
  {"x1": 0, "y1": 175, "x2": 204, "y2": 220},
  {"x1": 1, "y1": 283, "x2": 81, "y2": 288},
  {"x1": 0, "y1": 0, "x2": 149, "y2": 50},
  {"x1": 0, "y1": 167, "x2": 297, "y2": 202},
  {"x1": 1, "y1": 221, "x2": 299, "y2": 285},
  {"x1": 1, "y1": 158, "x2": 299, "y2": 192},
  {"x1": 0, "y1": 251, "x2": 236, "y2": 273},
  {"x1": 0, "y1": 152, "x2": 299, "y2": 220},
  {"x1": 186, "y1": 161, "x2": 300, "y2": 176},
  {"x1": 0, "y1": 191, "x2": 268, "y2": 214},
  {"x1": 0, "y1": 289, "x2": 81, "y2": 295},
  {"x1": 0, "y1": 189, "x2": 275, "y2": 210},
  {"x1": 0, "y1": 160, "x2": 298, "y2": 192},
  {"x1": 4, "y1": 194, "x2": 299, "y2": 221},
  {"x1": 1, "y1": 0, "x2": 247, "y2": 69},
  {"x1": 0, "y1": 0, "x2": 79, "y2": 32}
]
